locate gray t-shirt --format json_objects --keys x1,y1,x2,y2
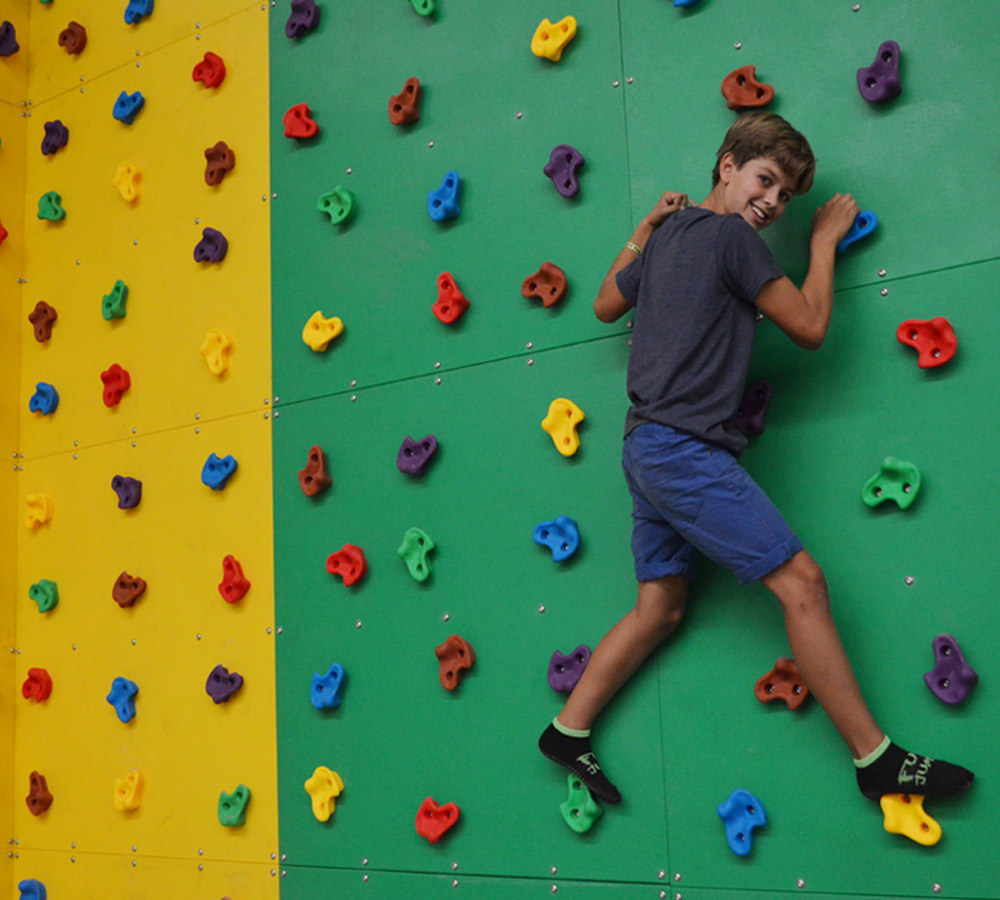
[{"x1": 616, "y1": 207, "x2": 784, "y2": 456}]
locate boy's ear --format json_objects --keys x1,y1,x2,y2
[{"x1": 717, "y1": 152, "x2": 738, "y2": 184}]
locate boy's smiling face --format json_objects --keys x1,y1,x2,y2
[{"x1": 717, "y1": 153, "x2": 798, "y2": 231}]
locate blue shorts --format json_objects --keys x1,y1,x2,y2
[{"x1": 621, "y1": 423, "x2": 803, "y2": 585}]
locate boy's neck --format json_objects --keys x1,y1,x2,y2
[{"x1": 698, "y1": 185, "x2": 727, "y2": 215}]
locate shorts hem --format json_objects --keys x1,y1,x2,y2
[
  {"x1": 735, "y1": 535, "x2": 804, "y2": 585},
  {"x1": 635, "y1": 562, "x2": 692, "y2": 582}
]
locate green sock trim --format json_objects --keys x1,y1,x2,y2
[
  {"x1": 553, "y1": 716, "x2": 590, "y2": 739},
  {"x1": 854, "y1": 735, "x2": 891, "y2": 768}
]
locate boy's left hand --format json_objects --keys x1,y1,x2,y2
[{"x1": 642, "y1": 192, "x2": 692, "y2": 229}]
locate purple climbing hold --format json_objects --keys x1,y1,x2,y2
[
  {"x1": 548, "y1": 645, "x2": 591, "y2": 693},
  {"x1": 286, "y1": 0, "x2": 320, "y2": 38},
  {"x1": 0, "y1": 21, "x2": 19, "y2": 57},
  {"x1": 923, "y1": 633, "x2": 977, "y2": 706},
  {"x1": 396, "y1": 434, "x2": 439, "y2": 476},
  {"x1": 857, "y1": 40, "x2": 902, "y2": 103},
  {"x1": 730, "y1": 378, "x2": 773, "y2": 437},
  {"x1": 194, "y1": 227, "x2": 228, "y2": 263},
  {"x1": 205, "y1": 664, "x2": 244, "y2": 704},
  {"x1": 111, "y1": 475, "x2": 142, "y2": 510},
  {"x1": 543, "y1": 144, "x2": 585, "y2": 199},
  {"x1": 41, "y1": 121, "x2": 70, "y2": 156}
]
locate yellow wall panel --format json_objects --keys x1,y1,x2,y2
[{"x1": 0, "y1": 0, "x2": 28, "y2": 103}]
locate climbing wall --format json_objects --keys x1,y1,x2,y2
[
  {"x1": 271, "y1": 3, "x2": 998, "y2": 900},
  {"x1": 8, "y1": 2, "x2": 278, "y2": 898}
]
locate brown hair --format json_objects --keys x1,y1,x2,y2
[{"x1": 711, "y1": 111, "x2": 815, "y2": 195}]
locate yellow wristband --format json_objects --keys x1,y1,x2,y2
[{"x1": 624, "y1": 241, "x2": 642, "y2": 255}]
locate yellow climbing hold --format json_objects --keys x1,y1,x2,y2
[
  {"x1": 880, "y1": 793, "x2": 941, "y2": 846},
  {"x1": 199, "y1": 329, "x2": 233, "y2": 375},
  {"x1": 113, "y1": 769, "x2": 143, "y2": 811},
  {"x1": 25, "y1": 494, "x2": 53, "y2": 529},
  {"x1": 531, "y1": 16, "x2": 577, "y2": 62},
  {"x1": 302, "y1": 311, "x2": 344, "y2": 352},
  {"x1": 304, "y1": 766, "x2": 344, "y2": 822},
  {"x1": 542, "y1": 398, "x2": 585, "y2": 457},
  {"x1": 112, "y1": 162, "x2": 141, "y2": 202}
]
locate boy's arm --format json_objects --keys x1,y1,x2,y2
[
  {"x1": 755, "y1": 193, "x2": 859, "y2": 350},
  {"x1": 594, "y1": 192, "x2": 690, "y2": 323}
]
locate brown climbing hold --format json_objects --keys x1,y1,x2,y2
[
  {"x1": 26, "y1": 771, "x2": 53, "y2": 815},
  {"x1": 113, "y1": 571, "x2": 147, "y2": 608},
  {"x1": 28, "y1": 301, "x2": 58, "y2": 343},
  {"x1": 721, "y1": 65, "x2": 774, "y2": 110},
  {"x1": 298, "y1": 445, "x2": 332, "y2": 497},
  {"x1": 435, "y1": 634, "x2": 476, "y2": 691},
  {"x1": 388, "y1": 77, "x2": 422, "y2": 126},
  {"x1": 59, "y1": 21, "x2": 87, "y2": 55},
  {"x1": 204, "y1": 141, "x2": 236, "y2": 187},
  {"x1": 754, "y1": 656, "x2": 809, "y2": 710},
  {"x1": 521, "y1": 262, "x2": 567, "y2": 308}
]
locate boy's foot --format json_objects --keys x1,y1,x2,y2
[
  {"x1": 855, "y1": 738, "x2": 974, "y2": 800},
  {"x1": 538, "y1": 722, "x2": 622, "y2": 804}
]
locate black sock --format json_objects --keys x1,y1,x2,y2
[
  {"x1": 538, "y1": 722, "x2": 621, "y2": 804},
  {"x1": 855, "y1": 739, "x2": 974, "y2": 800}
]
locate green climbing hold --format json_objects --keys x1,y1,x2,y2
[
  {"x1": 397, "y1": 526, "x2": 435, "y2": 582},
  {"x1": 560, "y1": 774, "x2": 602, "y2": 834},
  {"x1": 37, "y1": 191, "x2": 66, "y2": 221},
  {"x1": 218, "y1": 784, "x2": 251, "y2": 827},
  {"x1": 862, "y1": 456, "x2": 921, "y2": 510},
  {"x1": 317, "y1": 186, "x2": 355, "y2": 226},
  {"x1": 102, "y1": 279, "x2": 129, "y2": 320},
  {"x1": 408, "y1": 0, "x2": 435, "y2": 16},
  {"x1": 29, "y1": 579, "x2": 59, "y2": 613}
]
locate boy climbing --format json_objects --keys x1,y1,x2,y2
[{"x1": 538, "y1": 111, "x2": 974, "y2": 806}]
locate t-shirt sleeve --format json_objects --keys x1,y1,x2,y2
[
  {"x1": 718, "y1": 215, "x2": 785, "y2": 305},
  {"x1": 615, "y1": 251, "x2": 644, "y2": 308}
]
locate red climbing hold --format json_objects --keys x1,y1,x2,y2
[
  {"x1": 435, "y1": 634, "x2": 475, "y2": 691},
  {"x1": 100, "y1": 363, "x2": 131, "y2": 407},
  {"x1": 754, "y1": 657, "x2": 809, "y2": 710},
  {"x1": 219, "y1": 555, "x2": 251, "y2": 603},
  {"x1": 0, "y1": 219, "x2": 8, "y2": 245},
  {"x1": 283, "y1": 103, "x2": 319, "y2": 139},
  {"x1": 433, "y1": 272, "x2": 470, "y2": 324},
  {"x1": 326, "y1": 544, "x2": 368, "y2": 587},
  {"x1": 192, "y1": 51, "x2": 226, "y2": 88},
  {"x1": 415, "y1": 797, "x2": 461, "y2": 843},
  {"x1": 896, "y1": 316, "x2": 957, "y2": 369},
  {"x1": 22, "y1": 667, "x2": 53, "y2": 702}
]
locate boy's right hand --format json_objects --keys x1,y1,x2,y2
[{"x1": 811, "y1": 193, "x2": 860, "y2": 246}]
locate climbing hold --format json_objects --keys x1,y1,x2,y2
[
  {"x1": 521, "y1": 261, "x2": 568, "y2": 308},
  {"x1": 219, "y1": 555, "x2": 251, "y2": 603},
  {"x1": 674, "y1": 0, "x2": 701, "y2": 6},
  {"x1": 25, "y1": 495, "x2": 54, "y2": 530},
  {"x1": 194, "y1": 226, "x2": 228, "y2": 263},
  {"x1": 836, "y1": 210, "x2": 877, "y2": 254},
  {"x1": 199, "y1": 330, "x2": 233, "y2": 375},
  {"x1": 326, "y1": 544, "x2": 368, "y2": 587},
  {"x1": 107, "y1": 676, "x2": 139, "y2": 723},
  {"x1": 560, "y1": 775, "x2": 602, "y2": 834},
  {"x1": 28, "y1": 302, "x2": 57, "y2": 342},
  {"x1": 754, "y1": 657, "x2": 809, "y2": 710},
  {"x1": 397, "y1": 527, "x2": 435, "y2": 582},
  {"x1": 543, "y1": 145, "x2": 585, "y2": 199},
  {"x1": 17, "y1": 881, "x2": 46, "y2": 900},
  {"x1": 192, "y1": 51, "x2": 226, "y2": 88},
  {"x1": 299, "y1": 445, "x2": 332, "y2": 496},
  {"x1": 37, "y1": 191, "x2": 66, "y2": 221},
  {"x1": 22, "y1": 668, "x2": 53, "y2": 702},
  {"x1": 433, "y1": 273, "x2": 471, "y2": 325},
  {"x1": 302, "y1": 310, "x2": 344, "y2": 352},
  {"x1": 408, "y1": 0, "x2": 435, "y2": 15},
  {"x1": 111, "y1": 475, "x2": 142, "y2": 510},
  {"x1": 102, "y1": 279, "x2": 129, "y2": 320},
  {"x1": 112, "y1": 571, "x2": 146, "y2": 608},
  {"x1": 28, "y1": 383, "x2": 59, "y2": 416},
  {"x1": 880, "y1": 793, "x2": 940, "y2": 846},
  {"x1": 531, "y1": 16, "x2": 577, "y2": 62},
  {"x1": 415, "y1": 797, "x2": 461, "y2": 843},
  {"x1": 533, "y1": 515, "x2": 580, "y2": 562},
  {"x1": 29, "y1": 580, "x2": 58, "y2": 613},
  {"x1": 896, "y1": 317, "x2": 957, "y2": 369},
  {"x1": 206, "y1": 664, "x2": 244, "y2": 703},
  {"x1": 286, "y1": 0, "x2": 320, "y2": 38},
  {"x1": 389, "y1": 77, "x2": 422, "y2": 126},
  {"x1": 0, "y1": 20, "x2": 19, "y2": 56},
  {"x1": 721, "y1": 65, "x2": 774, "y2": 109},
  {"x1": 548, "y1": 645, "x2": 591, "y2": 693},
  {"x1": 435, "y1": 634, "x2": 475, "y2": 691},
  {"x1": 204, "y1": 141, "x2": 236, "y2": 186},
  {"x1": 923, "y1": 633, "x2": 978, "y2": 705},
  {"x1": 0, "y1": 219, "x2": 7, "y2": 245},
  {"x1": 26, "y1": 772, "x2": 53, "y2": 815},
  {"x1": 717, "y1": 789, "x2": 766, "y2": 856},
  {"x1": 124, "y1": 0, "x2": 154, "y2": 25},
  {"x1": 862, "y1": 456, "x2": 920, "y2": 510},
  {"x1": 304, "y1": 767, "x2": 343, "y2": 822},
  {"x1": 112, "y1": 91, "x2": 145, "y2": 125},
  {"x1": 317, "y1": 187, "x2": 355, "y2": 225},
  {"x1": 428, "y1": 170, "x2": 461, "y2": 221},
  {"x1": 397, "y1": 434, "x2": 439, "y2": 476},
  {"x1": 857, "y1": 40, "x2": 902, "y2": 103},
  {"x1": 100, "y1": 363, "x2": 131, "y2": 407},
  {"x1": 202, "y1": 452, "x2": 238, "y2": 490},
  {"x1": 41, "y1": 121, "x2": 69, "y2": 156},
  {"x1": 218, "y1": 784, "x2": 251, "y2": 827},
  {"x1": 113, "y1": 769, "x2": 143, "y2": 811},
  {"x1": 283, "y1": 102, "x2": 319, "y2": 139},
  {"x1": 541, "y1": 398, "x2": 585, "y2": 457},
  {"x1": 730, "y1": 378, "x2": 773, "y2": 437},
  {"x1": 59, "y1": 22, "x2": 87, "y2": 54},
  {"x1": 310, "y1": 664, "x2": 345, "y2": 710}
]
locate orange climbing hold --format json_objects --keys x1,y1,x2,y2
[
  {"x1": 754, "y1": 657, "x2": 809, "y2": 710},
  {"x1": 435, "y1": 634, "x2": 475, "y2": 691},
  {"x1": 721, "y1": 65, "x2": 774, "y2": 109}
]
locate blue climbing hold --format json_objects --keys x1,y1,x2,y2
[
  {"x1": 28, "y1": 383, "x2": 59, "y2": 415},
  {"x1": 836, "y1": 210, "x2": 878, "y2": 254},
  {"x1": 113, "y1": 91, "x2": 145, "y2": 125},
  {"x1": 310, "y1": 663, "x2": 346, "y2": 710},
  {"x1": 106, "y1": 676, "x2": 139, "y2": 723},
  {"x1": 124, "y1": 0, "x2": 154, "y2": 25},
  {"x1": 427, "y1": 170, "x2": 461, "y2": 222},
  {"x1": 18, "y1": 880, "x2": 46, "y2": 900},
  {"x1": 533, "y1": 515, "x2": 580, "y2": 562},
  {"x1": 201, "y1": 453, "x2": 238, "y2": 490},
  {"x1": 673, "y1": 0, "x2": 701, "y2": 7},
  {"x1": 717, "y1": 789, "x2": 766, "y2": 856}
]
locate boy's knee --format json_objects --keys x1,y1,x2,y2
[
  {"x1": 764, "y1": 551, "x2": 830, "y2": 612},
  {"x1": 636, "y1": 577, "x2": 688, "y2": 636}
]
